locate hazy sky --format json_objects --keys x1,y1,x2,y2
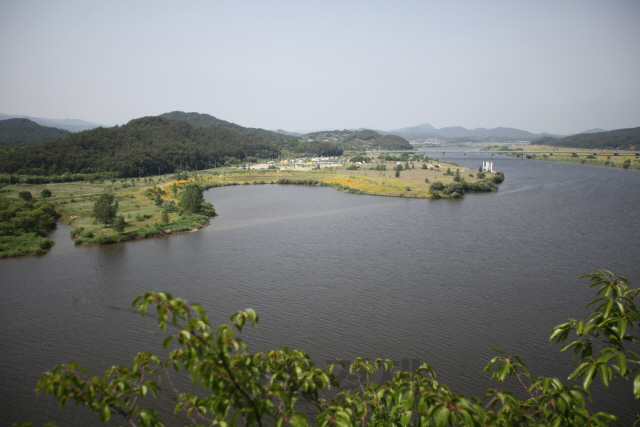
[{"x1": 1, "y1": 1, "x2": 639, "y2": 135}]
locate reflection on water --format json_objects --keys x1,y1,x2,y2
[{"x1": 1, "y1": 153, "x2": 639, "y2": 425}]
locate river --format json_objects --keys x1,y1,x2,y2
[{"x1": 1, "y1": 149, "x2": 639, "y2": 425}]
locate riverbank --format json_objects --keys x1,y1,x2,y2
[
  {"x1": 481, "y1": 144, "x2": 640, "y2": 170},
  {"x1": 0, "y1": 158, "x2": 502, "y2": 257}
]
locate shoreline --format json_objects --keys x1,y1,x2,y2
[{"x1": 1, "y1": 159, "x2": 503, "y2": 258}]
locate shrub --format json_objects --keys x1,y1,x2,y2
[
  {"x1": 430, "y1": 181, "x2": 445, "y2": 191},
  {"x1": 70, "y1": 226, "x2": 85, "y2": 238},
  {"x1": 18, "y1": 191, "x2": 32, "y2": 201},
  {"x1": 96, "y1": 234, "x2": 115, "y2": 244},
  {"x1": 446, "y1": 182, "x2": 465, "y2": 195},
  {"x1": 38, "y1": 238, "x2": 54, "y2": 249},
  {"x1": 113, "y1": 215, "x2": 126, "y2": 233}
]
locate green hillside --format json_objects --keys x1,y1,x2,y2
[
  {"x1": 0, "y1": 118, "x2": 70, "y2": 147},
  {"x1": 0, "y1": 116, "x2": 280, "y2": 177},
  {"x1": 532, "y1": 127, "x2": 640, "y2": 150},
  {"x1": 302, "y1": 129, "x2": 413, "y2": 150},
  {"x1": 159, "y1": 111, "x2": 343, "y2": 156}
]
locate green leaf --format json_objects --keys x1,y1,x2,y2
[
  {"x1": 583, "y1": 364, "x2": 596, "y2": 389},
  {"x1": 100, "y1": 406, "x2": 110, "y2": 423},
  {"x1": 618, "y1": 319, "x2": 627, "y2": 339},
  {"x1": 289, "y1": 412, "x2": 308, "y2": 427},
  {"x1": 434, "y1": 405, "x2": 450, "y2": 427},
  {"x1": 634, "y1": 374, "x2": 640, "y2": 399},
  {"x1": 603, "y1": 299, "x2": 614, "y2": 318},
  {"x1": 400, "y1": 410, "x2": 412, "y2": 426},
  {"x1": 616, "y1": 354, "x2": 627, "y2": 376},
  {"x1": 162, "y1": 335, "x2": 173, "y2": 349},
  {"x1": 139, "y1": 408, "x2": 154, "y2": 427}
]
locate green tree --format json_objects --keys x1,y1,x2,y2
[
  {"x1": 30, "y1": 271, "x2": 637, "y2": 426},
  {"x1": 179, "y1": 183, "x2": 204, "y2": 213},
  {"x1": 430, "y1": 181, "x2": 445, "y2": 191},
  {"x1": 394, "y1": 163, "x2": 403, "y2": 178},
  {"x1": 112, "y1": 215, "x2": 126, "y2": 233},
  {"x1": 93, "y1": 193, "x2": 119, "y2": 227},
  {"x1": 18, "y1": 191, "x2": 32, "y2": 201},
  {"x1": 40, "y1": 188, "x2": 52, "y2": 198}
]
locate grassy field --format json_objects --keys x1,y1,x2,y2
[{"x1": 1, "y1": 157, "x2": 497, "y2": 257}]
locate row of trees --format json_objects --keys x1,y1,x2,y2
[{"x1": 28, "y1": 270, "x2": 639, "y2": 426}]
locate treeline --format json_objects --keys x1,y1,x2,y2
[
  {"x1": 0, "y1": 117, "x2": 281, "y2": 177},
  {"x1": 532, "y1": 127, "x2": 640, "y2": 150},
  {"x1": 0, "y1": 118, "x2": 70, "y2": 147},
  {"x1": 0, "y1": 172, "x2": 110, "y2": 185}
]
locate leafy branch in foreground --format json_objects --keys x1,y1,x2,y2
[
  {"x1": 550, "y1": 270, "x2": 640, "y2": 397},
  {"x1": 24, "y1": 271, "x2": 640, "y2": 426}
]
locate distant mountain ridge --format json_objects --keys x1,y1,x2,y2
[
  {"x1": 577, "y1": 128, "x2": 608, "y2": 134},
  {"x1": 0, "y1": 118, "x2": 70, "y2": 147},
  {"x1": 382, "y1": 123, "x2": 561, "y2": 142},
  {"x1": 0, "y1": 114, "x2": 102, "y2": 133}
]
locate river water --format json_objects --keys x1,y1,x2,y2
[{"x1": 1, "y1": 150, "x2": 639, "y2": 425}]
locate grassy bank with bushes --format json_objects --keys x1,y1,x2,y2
[{"x1": 1, "y1": 156, "x2": 504, "y2": 257}]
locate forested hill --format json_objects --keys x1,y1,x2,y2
[
  {"x1": 301, "y1": 129, "x2": 413, "y2": 150},
  {"x1": 0, "y1": 118, "x2": 70, "y2": 147},
  {"x1": 159, "y1": 111, "x2": 244, "y2": 131},
  {"x1": 159, "y1": 111, "x2": 299, "y2": 147},
  {"x1": 0, "y1": 117, "x2": 280, "y2": 177},
  {"x1": 159, "y1": 111, "x2": 343, "y2": 156},
  {"x1": 532, "y1": 127, "x2": 640, "y2": 150}
]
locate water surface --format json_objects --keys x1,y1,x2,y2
[{"x1": 1, "y1": 152, "x2": 639, "y2": 425}]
